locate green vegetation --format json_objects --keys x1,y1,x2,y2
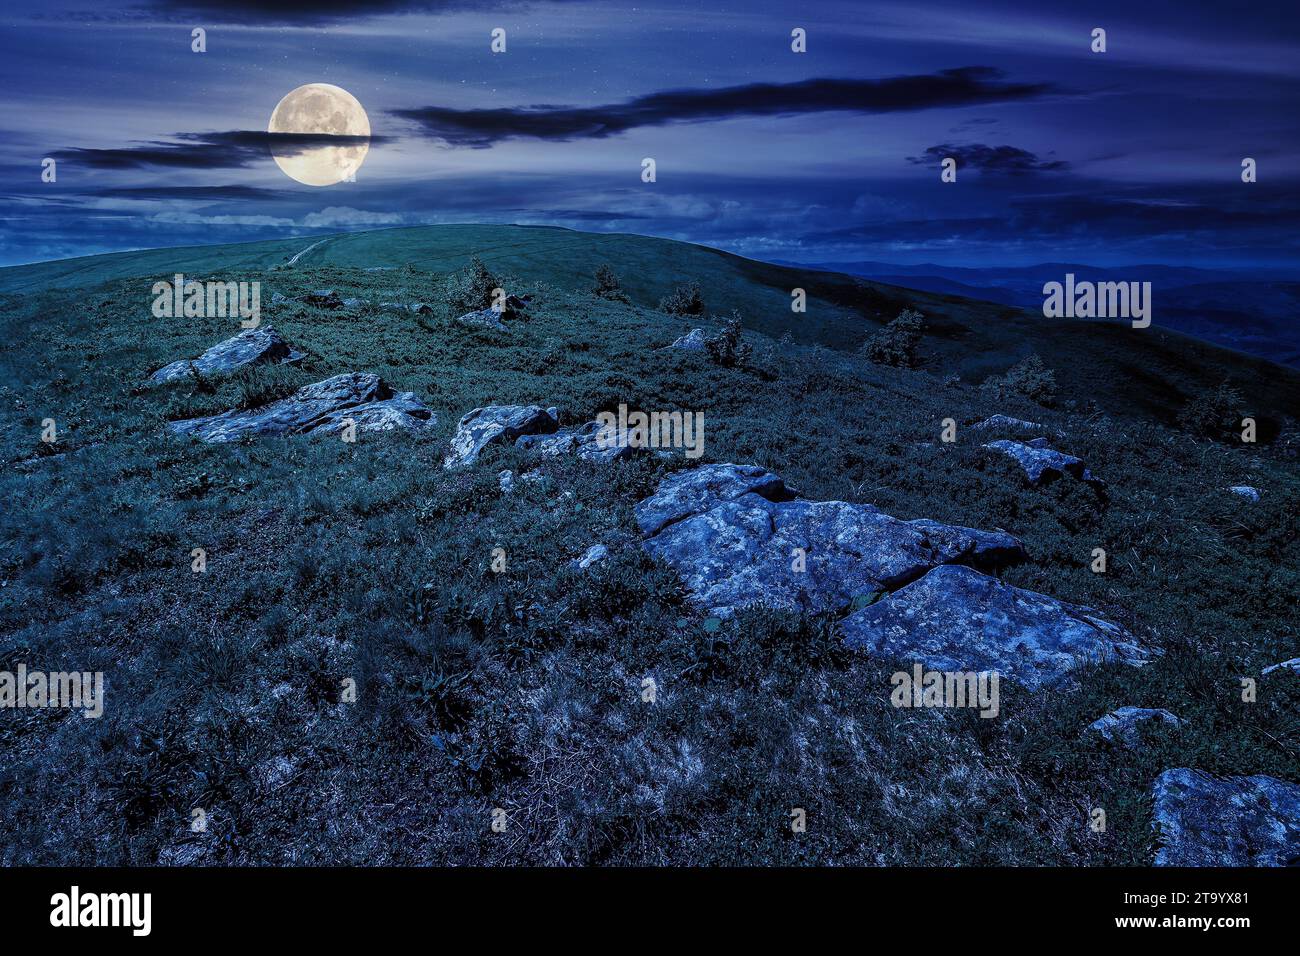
[{"x1": 0, "y1": 225, "x2": 1296, "y2": 865}]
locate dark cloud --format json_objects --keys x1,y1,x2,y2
[
  {"x1": 907, "y1": 143, "x2": 1068, "y2": 174},
  {"x1": 392, "y1": 68, "x2": 1060, "y2": 147},
  {"x1": 89, "y1": 184, "x2": 286, "y2": 200},
  {"x1": 128, "y1": 0, "x2": 515, "y2": 25},
  {"x1": 52, "y1": 131, "x2": 386, "y2": 171}
]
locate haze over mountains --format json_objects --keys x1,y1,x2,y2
[{"x1": 789, "y1": 260, "x2": 1300, "y2": 367}]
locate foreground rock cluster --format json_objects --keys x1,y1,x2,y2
[{"x1": 170, "y1": 373, "x2": 435, "y2": 442}]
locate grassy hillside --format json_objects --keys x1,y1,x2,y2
[{"x1": 0, "y1": 225, "x2": 1296, "y2": 865}]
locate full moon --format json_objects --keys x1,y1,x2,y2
[{"x1": 268, "y1": 83, "x2": 370, "y2": 187}]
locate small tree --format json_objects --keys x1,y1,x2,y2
[
  {"x1": 983, "y1": 353, "x2": 1058, "y2": 406},
  {"x1": 705, "y1": 311, "x2": 752, "y2": 369},
  {"x1": 592, "y1": 264, "x2": 629, "y2": 302},
  {"x1": 659, "y1": 282, "x2": 704, "y2": 316},
  {"x1": 861, "y1": 309, "x2": 925, "y2": 368},
  {"x1": 1177, "y1": 380, "x2": 1245, "y2": 439},
  {"x1": 444, "y1": 255, "x2": 500, "y2": 314}
]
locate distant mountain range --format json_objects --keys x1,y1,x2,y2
[{"x1": 782, "y1": 260, "x2": 1300, "y2": 368}]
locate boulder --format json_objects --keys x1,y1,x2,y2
[
  {"x1": 1086, "y1": 706, "x2": 1182, "y2": 744},
  {"x1": 150, "y1": 326, "x2": 304, "y2": 384},
  {"x1": 301, "y1": 289, "x2": 344, "y2": 309},
  {"x1": 1228, "y1": 485, "x2": 1261, "y2": 502},
  {"x1": 574, "y1": 544, "x2": 609, "y2": 570},
  {"x1": 970, "y1": 414, "x2": 1048, "y2": 434},
  {"x1": 984, "y1": 438, "x2": 1100, "y2": 486},
  {"x1": 168, "y1": 372, "x2": 434, "y2": 442},
  {"x1": 840, "y1": 565, "x2": 1149, "y2": 690},
  {"x1": 455, "y1": 306, "x2": 509, "y2": 331},
  {"x1": 1262, "y1": 657, "x2": 1300, "y2": 677},
  {"x1": 516, "y1": 420, "x2": 638, "y2": 464},
  {"x1": 443, "y1": 404, "x2": 558, "y2": 468},
  {"x1": 1152, "y1": 768, "x2": 1300, "y2": 866},
  {"x1": 635, "y1": 463, "x2": 798, "y2": 537},
  {"x1": 664, "y1": 328, "x2": 707, "y2": 351},
  {"x1": 642, "y1": 491, "x2": 1025, "y2": 619}
]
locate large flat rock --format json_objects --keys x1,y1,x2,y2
[
  {"x1": 984, "y1": 438, "x2": 1099, "y2": 486},
  {"x1": 634, "y1": 463, "x2": 798, "y2": 537},
  {"x1": 169, "y1": 373, "x2": 434, "y2": 442},
  {"x1": 516, "y1": 420, "x2": 638, "y2": 464},
  {"x1": 443, "y1": 404, "x2": 558, "y2": 468},
  {"x1": 840, "y1": 565, "x2": 1148, "y2": 689},
  {"x1": 641, "y1": 487, "x2": 1025, "y2": 619},
  {"x1": 1152, "y1": 768, "x2": 1300, "y2": 866},
  {"x1": 150, "y1": 326, "x2": 304, "y2": 384}
]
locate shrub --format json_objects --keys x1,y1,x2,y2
[
  {"x1": 592, "y1": 264, "x2": 629, "y2": 302},
  {"x1": 443, "y1": 256, "x2": 500, "y2": 314},
  {"x1": 860, "y1": 308, "x2": 925, "y2": 368},
  {"x1": 1177, "y1": 380, "x2": 1246, "y2": 439},
  {"x1": 982, "y1": 353, "x2": 1058, "y2": 406},
  {"x1": 659, "y1": 281, "x2": 704, "y2": 316},
  {"x1": 704, "y1": 311, "x2": 752, "y2": 369}
]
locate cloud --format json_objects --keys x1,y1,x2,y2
[
  {"x1": 117, "y1": 0, "x2": 528, "y2": 26},
  {"x1": 301, "y1": 206, "x2": 404, "y2": 227},
  {"x1": 89, "y1": 185, "x2": 286, "y2": 200},
  {"x1": 52, "y1": 131, "x2": 387, "y2": 171},
  {"x1": 907, "y1": 143, "x2": 1068, "y2": 174},
  {"x1": 392, "y1": 68, "x2": 1059, "y2": 147}
]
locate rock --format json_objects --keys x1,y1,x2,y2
[
  {"x1": 270, "y1": 291, "x2": 288, "y2": 305},
  {"x1": 970, "y1": 414, "x2": 1048, "y2": 434},
  {"x1": 443, "y1": 404, "x2": 558, "y2": 468},
  {"x1": 150, "y1": 326, "x2": 305, "y2": 384},
  {"x1": 409, "y1": 302, "x2": 434, "y2": 315},
  {"x1": 635, "y1": 463, "x2": 799, "y2": 537},
  {"x1": 841, "y1": 565, "x2": 1149, "y2": 690},
  {"x1": 1262, "y1": 657, "x2": 1300, "y2": 677},
  {"x1": 455, "y1": 306, "x2": 509, "y2": 331},
  {"x1": 984, "y1": 438, "x2": 1100, "y2": 486},
  {"x1": 499, "y1": 469, "x2": 515, "y2": 493},
  {"x1": 574, "y1": 544, "x2": 609, "y2": 570},
  {"x1": 642, "y1": 487, "x2": 1025, "y2": 619},
  {"x1": 516, "y1": 420, "x2": 639, "y2": 464},
  {"x1": 341, "y1": 297, "x2": 366, "y2": 309},
  {"x1": 169, "y1": 372, "x2": 435, "y2": 443},
  {"x1": 301, "y1": 289, "x2": 343, "y2": 309},
  {"x1": 664, "y1": 328, "x2": 707, "y2": 351},
  {"x1": 1086, "y1": 706, "x2": 1182, "y2": 744},
  {"x1": 1228, "y1": 485, "x2": 1261, "y2": 502},
  {"x1": 1151, "y1": 768, "x2": 1300, "y2": 866}
]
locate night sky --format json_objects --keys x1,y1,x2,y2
[{"x1": 2, "y1": 0, "x2": 1297, "y2": 270}]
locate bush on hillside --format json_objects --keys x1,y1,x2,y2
[
  {"x1": 705, "y1": 311, "x2": 752, "y2": 369},
  {"x1": 860, "y1": 309, "x2": 925, "y2": 368},
  {"x1": 1177, "y1": 380, "x2": 1247, "y2": 440},
  {"x1": 443, "y1": 256, "x2": 500, "y2": 314},
  {"x1": 592, "y1": 264, "x2": 629, "y2": 302},
  {"x1": 982, "y1": 353, "x2": 1059, "y2": 406},
  {"x1": 659, "y1": 281, "x2": 704, "y2": 316}
]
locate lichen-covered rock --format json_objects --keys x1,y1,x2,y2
[
  {"x1": 841, "y1": 565, "x2": 1148, "y2": 689},
  {"x1": 664, "y1": 328, "x2": 707, "y2": 351},
  {"x1": 1086, "y1": 706, "x2": 1182, "y2": 744},
  {"x1": 301, "y1": 289, "x2": 344, "y2": 309},
  {"x1": 634, "y1": 463, "x2": 798, "y2": 537},
  {"x1": 169, "y1": 373, "x2": 434, "y2": 442},
  {"x1": 443, "y1": 404, "x2": 558, "y2": 468},
  {"x1": 455, "y1": 306, "x2": 509, "y2": 331},
  {"x1": 1228, "y1": 485, "x2": 1261, "y2": 502},
  {"x1": 642, "y1": 493, "x2": 1025, "y2": 619},
  {"x1": 1262, "y1": 657, "x2": 1300, "y2": 676},
  {"x1": 984, "y1": 438, "x2": 1100, "y2": 486},
  {"x1": 516, "y1": 420, "x2": 639, "y2": 464},
  {"x1": 1152, "y1": 769, "x2": 1300, "y2": 866},
  {"x1": 574, "y1": 543, "x2": 609, "y2": 570},
  {"x1": 150, "y1": 326, "x2": 304, "y2": 383},
  {"x1": 970, "y1": 414, "x2": 1048, "y2": 434}
]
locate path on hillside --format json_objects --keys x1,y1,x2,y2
[{"x1": 286, "y1": 237, "x2": 332, "y2": 266}]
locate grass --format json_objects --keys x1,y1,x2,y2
[{"x1": 0, "y1": 224, "x2": 1297, "y2": 865}]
